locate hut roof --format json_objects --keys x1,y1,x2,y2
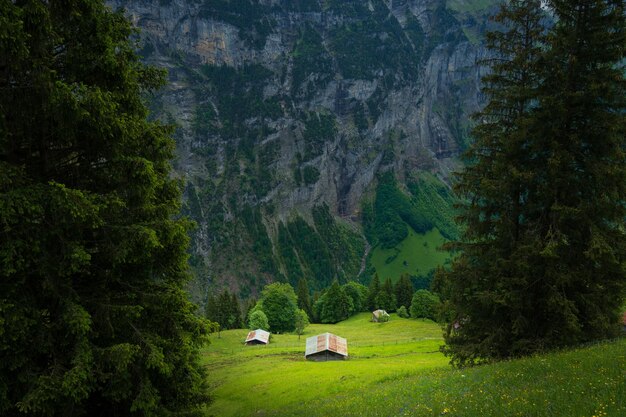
[
  {"x1": 372, "y1": 309, "x2": 388, "y2": 318},
  {"x1": 305, "y1": 333, "x2": 348, "y2": 357},
  {"x1": 245, "y1": 329, "x2": 270, "y2": 344}
]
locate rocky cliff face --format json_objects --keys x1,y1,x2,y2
[{"x1": 109, "y1": 0, "x2": 494, "y2": 301}]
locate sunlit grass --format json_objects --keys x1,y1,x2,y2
[
  {"x1": 275, "y1": 338, "x2": 626, "y2": 417},
  {"x1": 202, "y1": 312, "x2": 625, "y2": 417},
  {"x1": 202, "y1": 313, "x2": 446, "y2": 416}
]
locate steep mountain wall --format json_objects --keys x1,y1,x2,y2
[{"x1": 109, "y1": 0, "x2": 494, "y2": 302}]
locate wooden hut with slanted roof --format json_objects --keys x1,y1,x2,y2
[
  {"x1": 305, "y1": 333, "x2": 348, "y2": 361},
  {"x1": 371, "y1": 309, "x2": 389, "y2": 322},
  {"x1": 245, "y1": 329, "x2": 270, "y2": 345}
]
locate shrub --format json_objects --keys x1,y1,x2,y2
[
  {"x1": 248, "y1": 310, "x2": 270, "y2": 330},
  {"x1": 397, "y1": 305, "x2": 409, "y2": 318},
  {"x1": 410, "y1": 290, "x2": 440, "y2": 320}
]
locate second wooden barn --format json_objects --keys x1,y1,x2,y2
[{"x1": 305, "y1": 333, "x2": 348, "y2": 361}]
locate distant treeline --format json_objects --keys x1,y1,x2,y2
[{"x1": 205, "y1": 274, "x2": 441, "y2": 334}]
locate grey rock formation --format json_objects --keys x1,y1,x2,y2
[{"x1": 109, "y1": 0, "x2": 495, "y2": 298}]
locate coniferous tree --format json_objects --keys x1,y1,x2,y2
[
  {"x1": 206, "y1": 294, "x2": 219, "y2": 324},
  {"x1": 394, "y1": 273, "x2": 414, "y2": 310},
  {"x1": 529, "y1": 0, "x2": 626, "y2": 343},
  {"x1": 310, "y1": 291, "x2": 321, "y2": 322},
  {"x1": 0, "y1": 1, "x2": 211, "y2": 414},
  {"x1": 435, "y1": 0, "x2": 547, "y2": 365},
  {"x1": 375, "y1": 278, "x2": 397, "y2": 312},
  {"x1": 216, "y1": 290, "x2": 233, "y2": 330},
  {"x1": 230, "y1": 293, "x2": 243, "y2": 329},
  {"x1": 296, "y1": 277, "x2": 313, "y2": 319},
  {"x1": 243, "y1": 297, "x2": 257, "y2": 327},
  {"x1": 366, "y1": 273, "x2": 381, "y2": 310},
  {"x1": 437, "y1": 0, "x2": 626, "y2": 365},
  {"x1": 319, "y1": 280, "x2": 353, "y2": 324}
]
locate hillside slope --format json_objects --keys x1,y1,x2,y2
[{"x1": 202, "y1": 318, "x2": 626, "y2": 417}]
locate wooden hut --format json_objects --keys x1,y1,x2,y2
[
  {"x1": 305, "y1": 333, "x2": 348, "y2": 361},
  {"x1": 371, "y1": 309, "x2": 389, "y2": 322},
  {"x1": 245, "y1": 329, "x2": 270, "y2": 345}
]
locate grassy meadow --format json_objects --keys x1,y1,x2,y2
[
  {"x1": 202, "y1": 313, "x2": 625, "y2": 417},
  {"x1": 202, "y1": 313, "x2": 445, "y2": 416}
]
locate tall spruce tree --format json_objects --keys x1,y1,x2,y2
[
  {"x1": 205, "y1": 294, "x2": 219, "y2": 324},
  {"x1": 394, "y1": 273, "x2": 414, "y2": 310},
  {"x1": 437, "y1": 0, "x2": 626, "y2": 366},
  {"x1": 531, "y1": 0, "x2": 626, "y2": 342},
  {"x1": 296, "y1": 277, "x2": 312, "y2": 319},
  {"x1": 366, "y1": 273, "x2": 381, "y2": 310},
  {"x1": 230, "y1": 293, "x2": 243, "y2": 329},
  {"x1": 376, "y1": 278, "x2": 397, "y2": 312},
  {"x1": 0, "y1": 1, "x2": 211, "y2": 415}
]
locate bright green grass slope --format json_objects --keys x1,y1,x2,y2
[
  {"x1": 203, "y1": 313, "x2": 626, "y2": 417},
  {"x1": 369, "y1": 226, "x2": 450, "y2": 283},
  {"x1": 275, "y1": 338, "x2": 626, "y2": 417},
  {"x1": 202, "y1": 313, "x2": 446, "y2": 417}
]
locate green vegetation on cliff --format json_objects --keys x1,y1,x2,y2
[
  {"x1": 370, "y1": 226, "x2": 451, "y2": 285},
  {"x1": 276, "y1": 205, "x2": 365, "y2": 290},
  {"x1": 362, "y1": 172, "x2": 458, "y2": 283}
]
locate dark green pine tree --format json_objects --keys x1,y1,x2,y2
[
  {"x1": 436, "y1": 0, "x2": 547, "y2": 364},
  {"x1": 0, "y1": 1, "x2": 211, "y2": 415},
  {"x1": 242, "y1": 297, "x2": 257, "y2": 327},
  {"x1": 230, "y1": 293, "x2": 243, "y2": 329},
  {"x1": 205, "y1": 294, "x2": 220, "y2": 324},
  {"x1": 375, "y1": 278, "x2": 397, "y2": 312},
  {"x1": 437, "y1": 0, "x2": 626, "y2": 366},
  {"x1": 215, "y1": 289, "x2": 236, "y2": 330},
  {"x1": 319, "y1": 280, "x2": 353, "y2": 324},
  {"x1": 366, "y1": 273, "x2": 381, "y2": 310},
  {"x1": 296, "y1": 277, "x2": 313, "y2": 319},
  {"x1": 310, "y1": 291, "x2": 321, "y2": 323},
  {"x1": 394, "y1": 273, "x2": 414, "y2": 310},
  {"x1": 530, "y1": 0, "x2": 626, "y2": 343}
]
